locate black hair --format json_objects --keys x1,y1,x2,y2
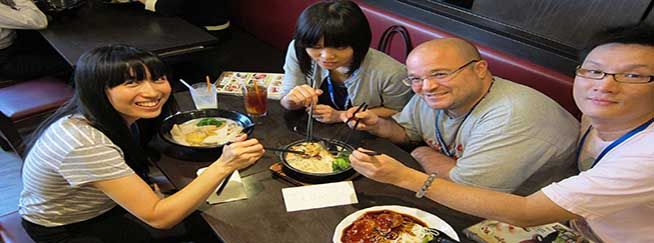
[
  {"x1": 580, "y1": 23, "x2": 654, "y2": 62},
  {"x1": 26, "y1": 44, "x2": 176, "y2": 182},
  {"x1": 293, "y1": 0, "x2": 372, "y2": 76}
]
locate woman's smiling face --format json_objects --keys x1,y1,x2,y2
[{"x1": 105, "y1": 69, "x2": 171, "y2": 125}]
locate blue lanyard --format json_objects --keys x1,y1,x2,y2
[
  {"x1": 434, "y1": 111, "x2": 472, "y2": 157},
  {"x1": 326, "y1": 75, "x2": 350, "y2": 110},
  {"x1": 576, "y1": 116, "x2": 654, "y2": 169},
  {"x1": 434, "y1": 80, "x2": 494, "y2": 157}
]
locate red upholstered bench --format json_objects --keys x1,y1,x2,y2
[
  {"x1": 0, "y1": 77, "x2": 74, "y2": 157},
  {"x1": 227, "y1": 0, "x2": 580, "y2": 118},
  {"x1": 0, "y1": 211, "x2": 34, "y2": 243},
  {"x1": 357, "y1": 1, "x2": 579, "y2": 118}
]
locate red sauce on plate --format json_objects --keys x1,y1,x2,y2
[{"x1": 341, "y1": 210, "x2": 427, "y2": 243}]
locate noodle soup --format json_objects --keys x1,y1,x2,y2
[
  {"x1": 170, "y1": 117, "x2": 243, "y2": 147},
  {"x1": 284, "y1": 142, "x2": 351, "y2": 174}
]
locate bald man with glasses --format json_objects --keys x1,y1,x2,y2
[{"x1": 343, "y1": 38, "x2": 579, "y2": 194}]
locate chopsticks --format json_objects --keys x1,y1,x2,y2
[
  {"x1": 343, "y1": 104, "x2": 369, "y2": 144},
  {"x1": 264, "y1": 147, "x2": 306, "y2": 155},
  {"x1": 344, "y1": 102, "x2": 368, "y2": 124},
  {"x1": 305, "y1": 66, "x2": 318, "y2": 141},
  {"x1": 326, "y1": 102, "x2": 367, "y2": 143},
  {"x1": 359, "y1": 150, "x2": 381, "y2": 156}
]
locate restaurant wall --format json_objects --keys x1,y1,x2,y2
[
  {"x1": 227, "y1": 0, "x2": 651, "y2": 74},
  {"x1": 364, "y1": 0, "x2": 653, "y2": 74}
]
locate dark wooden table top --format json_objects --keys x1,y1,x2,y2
[
  {"x1": 154, "y1": 93, "x2": 481, "y2": 243},
  {"x1": 39, "y1": 0, "x2": 218, "y2": 66}
]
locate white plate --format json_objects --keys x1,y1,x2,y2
[{"x1": 332, "y1": 205, "x2": 460, "y2": 242}]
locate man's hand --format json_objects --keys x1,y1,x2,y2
[
  {"x1": 341, "y1": 106, "x2": 380, "y2": 132},
  {"x1": 410, "y1": 146, "x2": 456, "y2": 179},
  {"x1": 349, "y1": 148, "x2": 416, "y2": 185}
]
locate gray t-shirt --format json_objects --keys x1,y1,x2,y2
[
  {"x1": 281, "y1": 40, "x2": 412, "y2": 111},
  {"x1": 19, "y1": 116, "x2": 134, "y2": 226},
  {"x1": 393, "y1": 77, "x2": 579, "y2": 194}
]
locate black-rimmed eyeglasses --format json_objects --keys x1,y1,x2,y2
[
  {"x1": 575, "y1": 66, "x2": 654, "y2": 84},
  {"x1": 402, "y1": 60, "x2": 480, "y2": 86}
]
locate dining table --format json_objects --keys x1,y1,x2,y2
[
  {"x1": 152, "y1": 91, "x2": 482, "y2": 243},
  {"x1": 38, "y1": 0, "x2": 219, "y2": 66}
]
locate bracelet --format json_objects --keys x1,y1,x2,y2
[{"x1": 415, "y1": 173, "x2": 437, "y2": 198}]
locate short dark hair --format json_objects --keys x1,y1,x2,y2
[
  {"x1": 580, "y1": 23, "x2": 654, "y2": 61},
  {"x1": 293, "y1": 0, "x2": 372, "y2": 76},
  {"x1": 27, "y1": 45, "x2": 174, "y2": 181}
]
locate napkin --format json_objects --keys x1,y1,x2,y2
[
  {"x1": 196, "y1": 168, "x2": 248, "y2": 204},
  {"x1": 282, "y1": 181, "x2": 358, "y2": 212}
]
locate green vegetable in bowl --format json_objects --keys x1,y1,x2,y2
[
  {"x1": 332, "y1": 156, "x2": 350, "y2": 172},
  {"x1": 196, "y1": 118, "x2": 225, "y2": 127}
]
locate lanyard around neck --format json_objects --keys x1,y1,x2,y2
[
  {"x1": 434, "y1": 80, "x2": 494, "y2": 157},
  {"x1": 326, "y1": 75, "x2": 350, "y2": 110},
  {"x1": 576, "y1": 116, "x2": 654, "y2": 169}
]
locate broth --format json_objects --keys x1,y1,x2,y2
[{"x1": 170, "y1": 117, "x2": 243, "y2": 146}]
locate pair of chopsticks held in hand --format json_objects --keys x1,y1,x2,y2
[
  {"x1": 338, "y1": 103, "x2": 382, "y2": 157},
  {"x1": 343, "y1": 103, "x2": 369, "y2": 131}
]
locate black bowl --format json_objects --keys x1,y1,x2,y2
[
  {"x1": 280, "y1": 139, "x2": 356, "y2": 184},
  {"x1": 159, "y1": 109, "x2": 254, "y2": 162}
]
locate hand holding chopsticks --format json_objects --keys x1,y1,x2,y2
[
  {"x1": 341, "y1": 103, "x2": 379, "y2": 132},
  {"x1": 343, "y1": 104, "x2": 369, "y2": 144}
]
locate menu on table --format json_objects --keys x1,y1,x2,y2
[
  {"x1": 216, "y1": 71, "x2": 284, "y2": 100},
  {"x1": 463, "y1": 219, "x2": 590, "y2": 243}
]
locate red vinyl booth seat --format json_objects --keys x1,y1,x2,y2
[{"x1": 228, "y1": 0, "x2": 580, "y2": 118}]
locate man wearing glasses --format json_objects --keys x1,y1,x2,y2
[
  {"x1": 344, "y1": 38, "x2": 579, "y2": 194},
  {"x1": 348, "y1": 25, "x2": 654, "y2": 242}
]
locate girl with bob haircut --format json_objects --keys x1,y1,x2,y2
[
  {"x1": 19, "y1": 45, "x2": 264, "y2": 242},
  {"x1": 280, "y1": 0, "x2": 412, "y2": 124}
]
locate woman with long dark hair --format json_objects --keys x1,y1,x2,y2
[
  {"x1": 19, "y1": 45, "x2": 264, "y2": 242},
  {"x1": 280, "y1": 0, "x2": 412, "y2": 124}
]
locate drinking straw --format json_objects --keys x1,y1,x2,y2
[
  {"x1": 205, "y1": 75, "x2": 212, "y2": 92},
  {"x1": 178, "y1": 79, "x2": 194, "y2": 90}
]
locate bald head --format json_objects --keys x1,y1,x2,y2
[
  {"x1": 404, "y1": 38, "x2": 492, "y2": 114},
  {"x1": 408, "y1": 38, "x2": 481, "y2": 64}
]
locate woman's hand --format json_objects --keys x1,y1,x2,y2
[
  {"x1": 283, "y1": 84, "x2": 323, "y2": 108},
  {"x1": 309, "y1": 104, "x2": 343, "y2": 124},
  {"x1": 217, "y1": 135, "x2": 264, "y2": 171}
]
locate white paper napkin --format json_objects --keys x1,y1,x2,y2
[
  {"x1": 282, "y1": 181, "x2": 358, "y2": 212},
  {"x1": 196, "y1": 168, "x2": 248, "y2": 204}
]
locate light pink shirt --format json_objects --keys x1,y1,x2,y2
[{"x1": 541, "y1": 116, "x2": 654, "y2": 243}]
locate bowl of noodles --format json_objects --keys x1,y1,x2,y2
[
  {"x1": 280, "y1": 139, "x2": 355, "y2": 183},
  {"x1": 159, "y1": 109, "x2": 254, "y2": 161}
]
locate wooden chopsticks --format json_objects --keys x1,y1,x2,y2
[
  {"x1": 343, "y1": 104, "x2": 369, "y2": 145},
  {"x1": 264, "y1": 147, "x2": 306, "y2": 155}
]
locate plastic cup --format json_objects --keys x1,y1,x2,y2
[
  {"x1": 190, "y1": 83, "x2": 217, "y2": 110},
  {"x1": 242, "y1": 79, "x2": 267, "y2": 117}
]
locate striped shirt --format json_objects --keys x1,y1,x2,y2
[{"x1": 19, "y1": 115, "x2": 134, "y2": 226}]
